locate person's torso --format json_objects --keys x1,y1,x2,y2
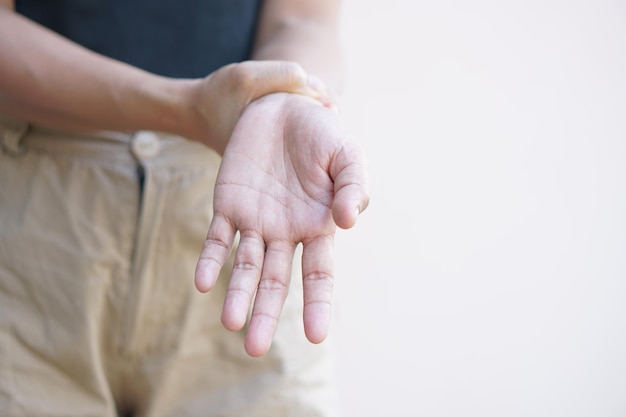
[{"x1": 15, "y1": 0, "x2": 263, "y2": 78}]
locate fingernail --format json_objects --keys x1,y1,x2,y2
[{"x1": 307, "y1": 75, "x2": 326, "y2": 95}]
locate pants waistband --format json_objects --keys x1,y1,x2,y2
[{"x1": 0, "y1": 114, "x2": 219, "y2": 168}]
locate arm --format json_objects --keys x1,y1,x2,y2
[
  {"x1": 253, "y1": 0, "x2": 344, "y2": 93},
  {"x1": 0, "y1": 3, "x2": 327, "y2": 153},
  {"x1": 0, "y1": 5, "x2": 193, "y2": 137}
]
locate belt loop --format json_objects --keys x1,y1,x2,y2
[{"x1": 1, "y1": 119, "x2": 30, "y2": 156}]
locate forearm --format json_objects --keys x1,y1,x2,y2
[
  {"x1": 0, "y1": 7, "x2": 195, "y2": 136},
  {"x1": 252, "y1": 1, "x2": 344, "y2": 93}
]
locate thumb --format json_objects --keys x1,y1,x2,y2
[{"x1": 330, "y1": 141, "x2": 370, "y2": 229}]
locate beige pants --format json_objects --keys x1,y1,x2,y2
[{"x1": 0, "y1": 116, "x2": 339, "y2": 417}]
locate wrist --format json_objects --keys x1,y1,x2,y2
[
  {"x1": 166, "y1": 76, "x2": 229, "y2": 152},
  {"x1": 138, "y1": 76, "x2": 198, "y2": 139}
]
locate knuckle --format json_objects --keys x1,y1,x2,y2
[
  {"x1": 303, "y1": 270, "x2": 334, "y2": 284},
  {"x1": 302, "y1": 270, "x2": 334, "y2": 303},
  {"x1": 227, "y1": 285, "x2": 254, "y2": 299},
  {"x1": 280, "y1": 61, "x2": 306, "y2": 82},
  {"x1": 233, "y1": 260, "x2": 261, "y2": 273},
  {"x1": 250, "y1": 311, "x2": 279, "y2": 327},
  {"x1": 197, "y1": 255, "x2": 223, "y2": 270},
  {"x1": 229, "y1": 62, "x2": 255, "y2": 90},
  {"x1": 204, "y1": 235, "x2": 230, "y2": 251},
  {"x1": 258, "y1": 275, "x2": 288, "y2": 292},
  {"x1": 304, "y1": 299, "x2": 332, "y2": 309}
]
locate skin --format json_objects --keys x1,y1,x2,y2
[
  {"x1": 195, "y1": 0, "x2": 370, "y2": 356},
  {"x1": 0, "y1": 0, "x2": 370, "y2": 357},
  {"x1": 0, "y1": 4, "x2": 331, "y2": 153},
  {"x1": 196, "y1": 93, "x2": 369, "y2": 356}
]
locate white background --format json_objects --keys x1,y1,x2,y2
[{"x1": 332, "y1": 1, "x2": 626, "y2": 416}]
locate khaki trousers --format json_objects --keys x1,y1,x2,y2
[{"x1": 0, "y1": 116, "x2": 339, "y2": 417}]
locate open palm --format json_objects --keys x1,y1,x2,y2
[{"x1": 194, "y1": 93, "x2": 369, "y2": 357}]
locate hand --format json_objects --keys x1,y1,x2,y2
[
  {"x1": 194, "y1": 93, "x2": 369, "y2": 357},
  {"x1": 183, "y1": 61, "x2": 335, "y2": 154}
]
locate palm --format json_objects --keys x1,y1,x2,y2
[
  {"x1": 195, "y1": 93, "x2": 369, "y2": 357},
  {"x1": 216, "y1": 96, "x2": 336, "y2": 242}
]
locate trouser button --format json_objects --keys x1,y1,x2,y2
[{"x1": 131, "y1": 131, "x2": 161, "y2": 160}]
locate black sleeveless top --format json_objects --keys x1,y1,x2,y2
[{"x1": 15, "y1": 0, "x2": 263, "y2": 78}]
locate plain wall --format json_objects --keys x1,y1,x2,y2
[{"x1": 332, "y1": 1, "x2": 626, "y2": 416}]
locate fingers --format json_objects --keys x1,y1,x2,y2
[
  {"x1": 194, "y1": 213, "x2": 235, "y2": 293},
  {"x1": 330, "y1": 144, "x2": 371, "y2": 229},
  {"x1": 302, "y1": 235, "x2": 335, "y2": 344},
  {"x1": 233, "y1": 60, "x2": 335, "y2": 108},
  {"x1": 245, "y1": 239, "x2": 296, "y2": 357},
  {"x1": 223, "y1": 236, "x2": 335, "y2": 353},
  {"x1": 307, "y1": 74, "x2": 341, "y2": 113},
  {"x1": 221, "y1": 230, "x2": 265, "y2": 331}
]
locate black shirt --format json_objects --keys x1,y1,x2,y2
[{"x1": 16, "y1": 0, "x2": 263, "y2": 78}]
